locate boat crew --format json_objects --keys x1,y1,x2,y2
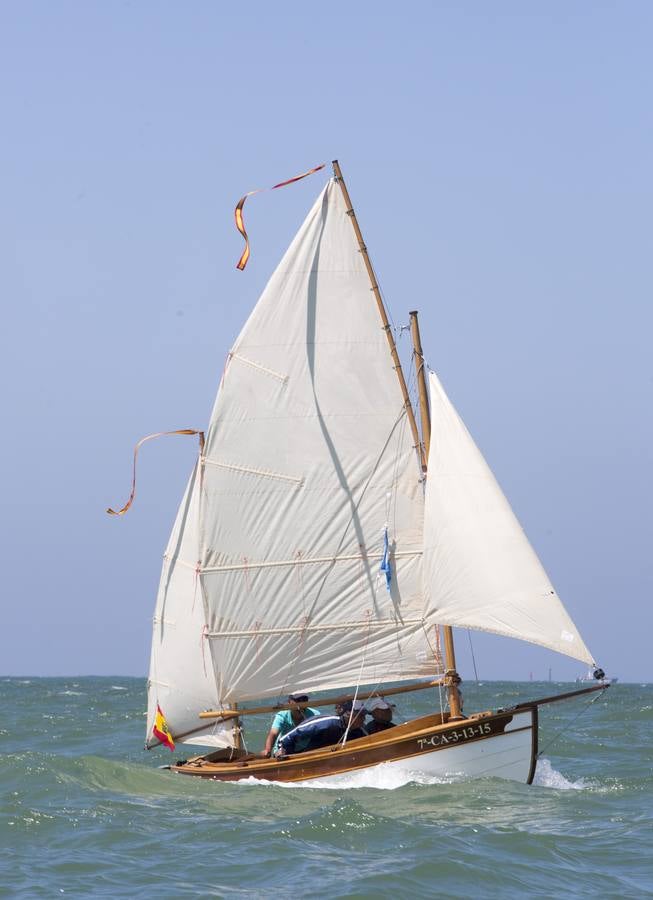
[
  {"x1": 262, "y1": 692, "x2": 320, "y2": 758},
  {"x1": 275, "y1": 700, "x2": 368, "y2": 757}
]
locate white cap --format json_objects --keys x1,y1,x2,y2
[{"x1": 367, "y1": 697, "x2": 394, "y2": 711}]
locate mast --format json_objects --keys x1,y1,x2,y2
[
  {"x1": 409, "y1": 310, "x2": 463, "y2": 719},
  {"x1": 331, "y1": 163, "x2": 461, "y2": 716},
  {"x1": 332, "y1": 160, "x2": 426, "y2": 472},
  {"x1": 409, "y1": 310, "x2": 430, "y2": 461}
]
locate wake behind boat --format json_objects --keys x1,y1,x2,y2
[{"x1": 110, "y1": 160, "x2": 608, "y2": 784}]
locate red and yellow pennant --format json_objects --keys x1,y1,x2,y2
[
  {"x1": 107, "y1": 429, "x2": 205, "y2": 517},
  {"x1": 235, "y1": 163, "x2": 326, "y2": 271},
  {"x1": 152, "y1": 703, "x2": 175, "y2": 751}
]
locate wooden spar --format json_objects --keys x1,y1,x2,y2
[
  {"x1": 331, "y1": 160, "x2": 426, "y2": 472},
  {"x1": 509, "y1": 682, "x2": 609, "y2": 710},
  {"x1": 199, "y1": 678, "x2": 445, "y2": 720},
  {"x1": 408, "y1": 310, "x2": 462, "y2": 720},
  {"x1": 442, "y1": 626, "x2": 462, "y2": 719},
  {"x1": 409, "y1": 311, "x2": 430, "y2": 461}
]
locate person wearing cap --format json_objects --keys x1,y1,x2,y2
[
  {"x1": 365, "y1": 697, "x2": 396, "y2": 734},
  {"x1": 275, "y1": 700, "x2": 368, "y2": 757},
  {"x1": 262, "y1": 692, "x2": 320, "y2": 758}
]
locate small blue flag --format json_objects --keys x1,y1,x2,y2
[{"x1": 380, "y1": 526, "x2": 392, "y2": 592}]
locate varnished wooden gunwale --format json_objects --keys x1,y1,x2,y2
[
  {"x1": 169, "y1": 708, "x2": 536, "y2": 783},
  {"x1": 506, "y1": 683, "x2": 608, "y2": 710}
]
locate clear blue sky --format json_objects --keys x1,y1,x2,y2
[{"x1": 1, "y1": 2, "x2": 650, "y2": 681}]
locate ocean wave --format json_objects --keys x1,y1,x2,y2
[
  {"x1": 235, "y1": 763, "x2": 454, "y2": 791},
  {"x1": 532, "y1": 757, "x2": 587, "y2": 790}
]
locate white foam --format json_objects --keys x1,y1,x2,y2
[
  {"x1": 227, "y1": 755, "x2": 587, "y2": 792},
  {"x1": 532, "y1": 757, "x2": 586, "y2": 790},
  {"x1": 235, "y1": 763, "x2": 452, "y2": 791},
  {"x1": 234, "y1": 759, "x2": 588, "y2": 792}
]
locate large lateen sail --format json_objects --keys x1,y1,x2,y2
[
  {"x1": 422, "y1": 371, "x2": 594, "y2": 666},
  {"x1": 147, "y1": 180, "x2": 438, "y2": 747}
]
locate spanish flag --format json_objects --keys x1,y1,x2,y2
[{"x1": 153, "y1": 704, "x2": 175, "y2": 751}]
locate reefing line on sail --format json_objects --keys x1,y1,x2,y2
[
  {"x1": 164, "y1": 548, "x2": 422, "y2": 574},
  {"x1": 206, "y1": 618, "x2": 425, "y2": 639},
  {"x1": 200, "y1": 457, "x2": 303, "y2": 484},
  {"x1": 228, "y1": 352, "x2": 289, "y2": 383}
]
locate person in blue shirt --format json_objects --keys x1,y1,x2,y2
[
  {"x1": 275, "y1": 700, "x2": 368, "y2": 757},
  {"x1": 262, "y1": 692, "x2": 320, "y2": 757}
]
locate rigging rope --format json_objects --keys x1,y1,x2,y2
[
  {"x1": 238, "y1": 722, "x2": 249, "y2": 754},
  {"x1": 339, "y1": 615, "x2": 372, "y2": 747},
  {"x1": 467, "y1": 629, "x2": 480, "y2": 683},
  {"x1": 536, "y1": 687, "x2": 608, "y2": 759}
]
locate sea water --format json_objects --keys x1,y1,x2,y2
[{"x1": 1, "y1": 679, "x2": 651, "y2": 898}]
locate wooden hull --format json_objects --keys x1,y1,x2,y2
[{"x1": 168, "y1": 707, "x2": 538, "y2": 785}]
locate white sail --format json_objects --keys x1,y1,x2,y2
[
  {"x1": 422, "y1": 371, "x2": 594, "y2": 666},
  {"x1": 147, "y1": 179, "x2": 438, "y2": 743},
  {"x1": 146, "y1": 464, "x2": 237, "y2": 749}
]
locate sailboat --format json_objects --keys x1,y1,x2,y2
[
  {"x1": 577, "y1": 668, "x2": 616, "y2": 685},
  {"x1": 123, "y1": 160, "x2": 608, "y2": 784}
]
